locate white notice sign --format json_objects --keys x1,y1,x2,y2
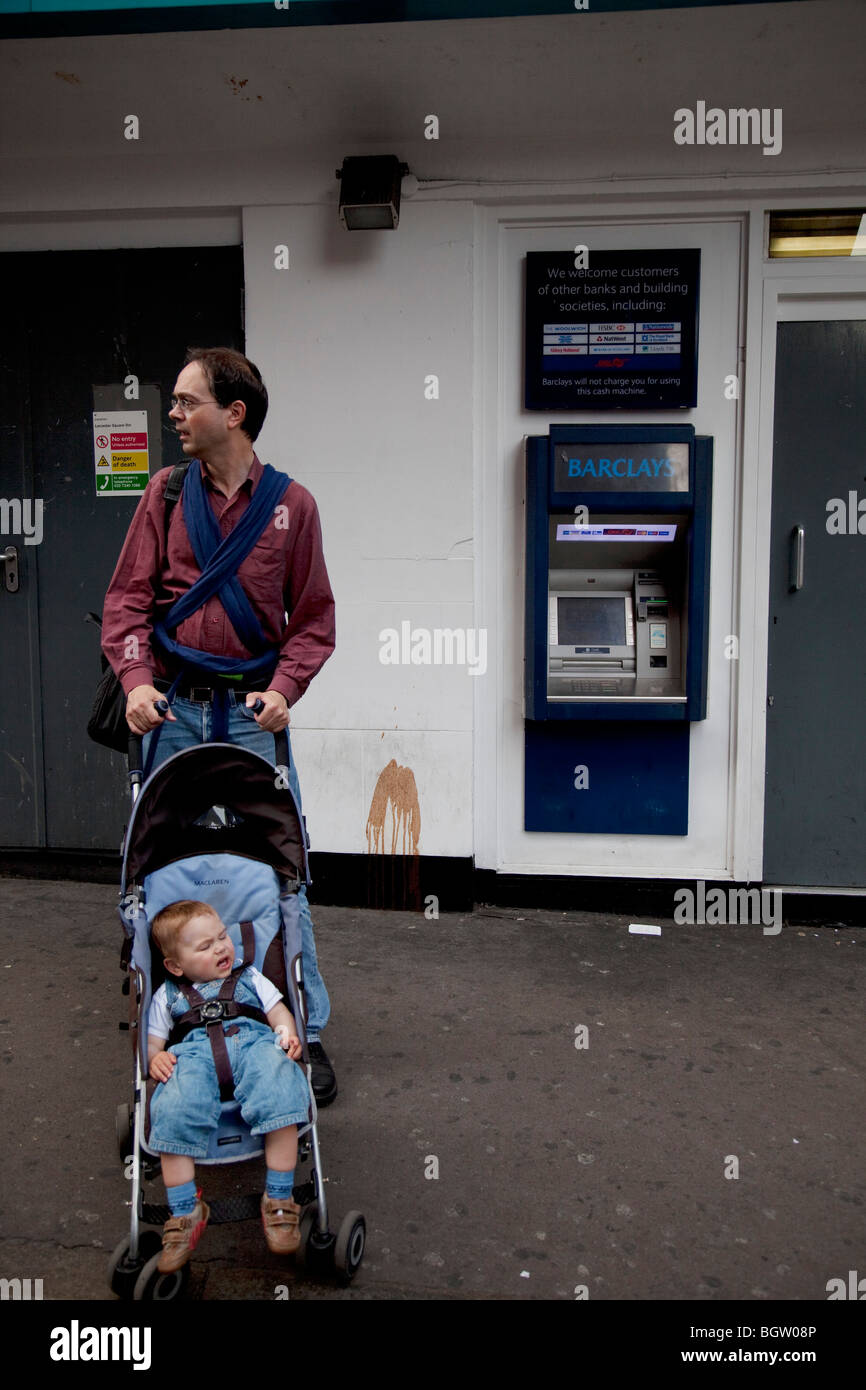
[{"x1": 93, "y1": 411, "x2": 149, "y2": 497}]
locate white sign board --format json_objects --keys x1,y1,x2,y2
[{"x1": 93, "y1": 411, "x2": 149, "y2": 497}]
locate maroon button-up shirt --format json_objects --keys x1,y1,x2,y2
[{"x1": 101, "y1": 454, "x2": 335, "y2": 707}]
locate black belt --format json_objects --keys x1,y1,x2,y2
[{"x1": 153, "y1": 676, "x2": 261, "y2": 703}]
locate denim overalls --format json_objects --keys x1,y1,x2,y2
[{"x1": 148, "y1": 970, "x2": 311, "y2": 1158}]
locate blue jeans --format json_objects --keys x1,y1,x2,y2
[
  {"x1": 149, "y1": 1017, "x2": 311, "y2": 1158},
  {"x1": 142, "y1": 691, "x2": 330, "y2": 1038}
]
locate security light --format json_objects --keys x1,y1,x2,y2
[{"x1": 336, "y1": 155, "x2": 410, "y2": 230}]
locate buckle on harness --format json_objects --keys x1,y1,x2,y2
[{"x1": 199, "y1": 1000, "x2": 226, "y2": 1023}]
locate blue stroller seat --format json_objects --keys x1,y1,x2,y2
[
  {"x1": 140, "y1": 851, "x2": 314, "y2": 1163},
  {"x1": 108, "y1": 738, "x2": 365, "y2": 1300}
]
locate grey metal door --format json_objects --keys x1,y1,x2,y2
[
  {"x1": 0, "y1": 246, "x2": 243, "y2": 852},
  {"x1": 764, "y1": 319, "x2": 866, "y2": 887}
]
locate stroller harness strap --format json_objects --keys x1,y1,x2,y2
[{"x1": 169, "y1": 920, "x2": 269, "y2": 1102}]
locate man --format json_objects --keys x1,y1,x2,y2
[{"x1": 102, "y1": 346, "x2": 337, "y2": 1104}]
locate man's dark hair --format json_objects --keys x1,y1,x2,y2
[{"x1": 183, "y1": 346, "x2": 268, "y2": 442}]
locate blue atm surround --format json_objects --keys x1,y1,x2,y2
[{"x1": 524, "y1": 424, "x2": 712, "y2": 835}]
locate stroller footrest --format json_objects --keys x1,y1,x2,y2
[{"x1": 141, "y1": 1189, "x2": 308, "y2": 1227}]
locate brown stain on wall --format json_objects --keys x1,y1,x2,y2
[
  {"x1": 366, "y1": 758, "x2": 420, "y2": 857},
  {"x1": 225, "y1": 76, "x2": 261, "y2": 102},
  {"x1": 365, "y1": 758, "x2": 421, "y2": 909}
]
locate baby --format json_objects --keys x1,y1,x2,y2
[{"x1": 147, "y1": 899, "x2": 311, "y2": 1272}]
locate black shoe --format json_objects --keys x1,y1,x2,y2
[{"x1": 307, "y1": 1041, "x2": 338, "y2": 1107}]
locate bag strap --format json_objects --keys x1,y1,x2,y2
[
  {"x1": 163, "y1": 462, "x2": 190, "y2": 541},
  {"x1": 150, "y1": 462, "x2": 189, "y2": 611}
]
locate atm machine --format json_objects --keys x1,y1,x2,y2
[{"x1": 524, "y1": 424, "x2": 712, "y2": 834}]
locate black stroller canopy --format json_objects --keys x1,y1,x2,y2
[{"x1": 122, "y1": 744, "x2": 307, "y2": 888}]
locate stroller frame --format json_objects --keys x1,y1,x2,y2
[{"x1": 107, "y1": 724, "x2": 364, "y2": 1300}]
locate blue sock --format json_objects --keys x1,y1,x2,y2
[
  {"x1": 266, "y1": 1168, "x2": 295, "y2": 1201},
  {"x1": 166, "y1": 1180, "x2": 198, "y2": 1216}
]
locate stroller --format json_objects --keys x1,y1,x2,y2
[{"x1": 107, "y1": 716, "x2": 365, "y2": 1300}]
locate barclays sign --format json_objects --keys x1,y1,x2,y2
[
  {"x1": 567, "y1": 456, "x2": 676, "y2": 479},
  {"x1": 553, "y1": 442, "x2": 690, "y2": 492}
]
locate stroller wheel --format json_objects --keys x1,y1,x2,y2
[
  {"x1": 115, "y1": 1102, "x2": 133, "y2": 1165},
  {"x1": 296, "y1": 1210, "x2": 336, "y2": 1275},
  {"x1": 334, "y1": 1211, "x2": 366, "y2": 1283},
  {"x1": 133, "y1": 1251, "x2": 190, "y2": 1302},
  {"x1": 106, "y1": 1230, "x2": 161, "y2": 1300}
]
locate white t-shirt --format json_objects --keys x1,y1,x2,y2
[{"x1": 148, "y1": 966, "x2": 282, "y2": 1041}]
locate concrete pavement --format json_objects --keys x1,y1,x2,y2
[{"x1": 0, "y1": 876, "x2": 863, "y2": 1301}]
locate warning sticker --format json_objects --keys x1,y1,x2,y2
[
  {"x1": 111, "y1": 452, "x2": 148, "y2": 471},
  {"x1": 92, "y1": 410, "x2": 149, "y2": 497}
]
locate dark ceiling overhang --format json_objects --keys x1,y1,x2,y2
[{"x1": 0, "y1": 0, "x2": 815, "y2": 43}]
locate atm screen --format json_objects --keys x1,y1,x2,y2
[{"x1": 558, "y1": 596, "x2": 626, "y2": 646}]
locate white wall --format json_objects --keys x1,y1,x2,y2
[{"x1": 244, "y1": 201, "x2": 476, "y2": 858}]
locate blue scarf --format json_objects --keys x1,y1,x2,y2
[{"x1": 146, "y1": 460, "x2": 291, "y2": 773}]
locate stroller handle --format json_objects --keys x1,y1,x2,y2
[{"x1": 127, "y1": 696, "x2": 290, "y2": 784}]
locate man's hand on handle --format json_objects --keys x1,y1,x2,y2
[
  {"x1": 125, "y1": 683, "x2": 289, "y2": 734},
  {"x1": 127, "y1": 684, "x2": 178, "y2": 733},
  {"x1": 246, "y1": 690, "x2": 291, "y2": 734}
]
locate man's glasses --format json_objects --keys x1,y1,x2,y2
[{"x1": 169, "y1": 394, "x2": 219, "y2": 413}]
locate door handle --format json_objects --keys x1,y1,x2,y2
[
  {"x1": 788, "y1": 525, "x2": 804, "y2": 592},
  {"x1": 2, "y1": 545, "x2": 19, "y2": 593}
]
